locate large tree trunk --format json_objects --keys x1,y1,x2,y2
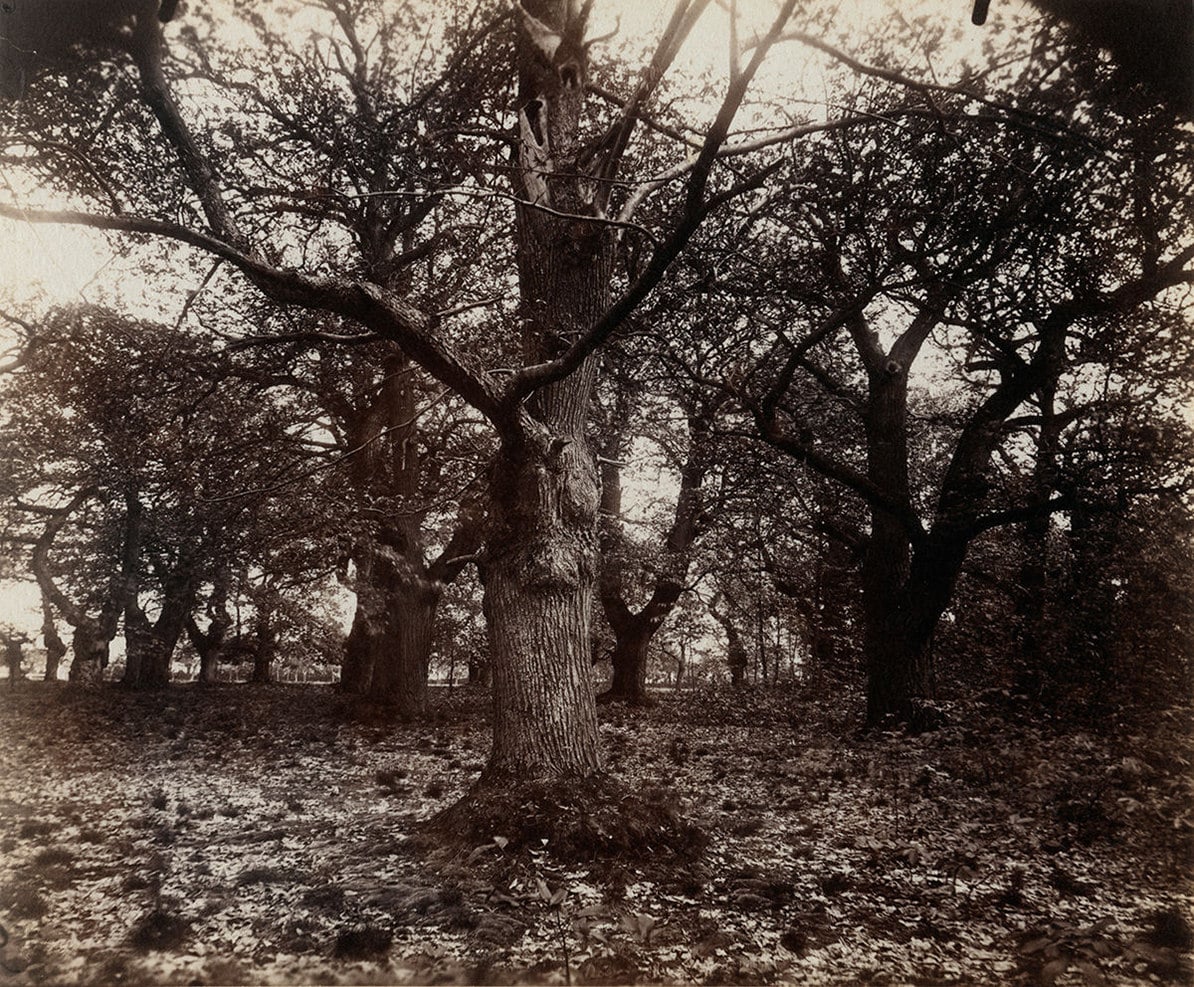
[
  {"x1": 122, "y1": 601, "x2": 152, "y2": 686},
  {"x1": 472, "y1": 1, "x2": 611, "y2": 782},
  {"x1": 605, "y1": 619, "x2": 652, "y2": 703},
  {"x1": 68, "y1": 620, "x2": 111, "y2": 685},
  {"x1": 370, "y1": 574, "x2": 442, "y2": 719},
  {"x1": 249, "y1": 606, "x2": 276, "y2": 684},
  {"x1": 338, "y1": 352, "x2": 477, "y2": 719},
  {"x1": 859, "y1": 370, "x2": 926, "y2": 724},
  {"x1": 123, "y1": 570, "x2": 196, "y2": 688},
  {"x1": 482, "y1": 433, "x2": 602, "y2": 780}
]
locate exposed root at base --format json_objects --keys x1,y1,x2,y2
[{"x1": 425, "y1": 774, "x2": 705, "y2": 863}]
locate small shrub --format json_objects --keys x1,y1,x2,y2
[
  {"x1": 332, "y1": 924, "x2": 391, "y2": 959},
  {"x1": 17, "y1": 820, "x2": 55, "y2": 840},
  {"x1": 129, "y1": 909, "x2": 190, "y2": 951},
  {"x1": 33, "y1": 847, "x2": 73, "y2": 867}
]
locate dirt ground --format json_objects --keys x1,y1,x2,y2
[{"x1": 0, "y1": 682, "x2": 1190, "y2": 985}]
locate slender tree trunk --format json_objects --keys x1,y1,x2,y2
[
  {"x1": 250, "y1": 615, "x2": 275, "y2": 684},
  {"x1": 1017, "y1": 380, "x2": 1061, "y2": 670},
  {"x1": 859, "y1": 368, "x2": 932, "y2": 725},
  {"x1": 468, "y1": 655, "x2": 491, "y2": 687},
  {"x1": 123, "y1": 601, "x2": 152, "y2": 686}
]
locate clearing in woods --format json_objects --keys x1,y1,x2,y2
[{"x1": 0, "y1": 683, "x2": 1190, "y2": 985}]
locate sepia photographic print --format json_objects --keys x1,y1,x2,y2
[{"x1": 0, "y1": 0, "x2": 1191, "y2": 983}]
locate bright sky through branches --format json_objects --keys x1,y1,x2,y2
[{"x1": 0, "y1": 0, "x2": 1004, "y2": 307}]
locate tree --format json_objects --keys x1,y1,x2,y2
[
  {"x1": 595, "y1": 354, "x2": 722, "y2": 705},
  {"x1": 1, "y1": 305, "x2": 327, "y2": 686},
  {"x1": 0, "y1": 0, "x2": 800, "y2": 811},
  {"x1": 668, "y1": 26, "x2": 1194, "y2": 723}
]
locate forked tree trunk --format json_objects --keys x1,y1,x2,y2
[
  {"x1": 605, "y1": 620, "x2": 653, "y2": 702},
  {"x1": 52, "y1": 493, "x2": 144, "y2": 687},
  {"x1": 188, "y1": 575, "x2": 232, "y2": 686},
  {"x1": 123, "y1": 572, "x2": 196, "y2": 688},
  {"x1": 597, "y1": 388, "x2": 714, "y2": 706}
]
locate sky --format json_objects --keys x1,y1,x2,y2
[{"x1": 0, "y1": 0, "x2": 1017, "y2": 643}]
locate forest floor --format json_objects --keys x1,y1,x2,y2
[{"x1": 0, "y1": 682, "x2": 1190, "y2": 987}]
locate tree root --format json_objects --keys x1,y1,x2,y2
[{"x1": 425, "y1": 773, "x2": 705, "y2": 863}]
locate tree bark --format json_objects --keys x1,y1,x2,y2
[
  {"x1": 470, "y1": 1, "x2": 616, "y2": 781},
  {"x1": 123, "y1": 568, "x2": 196, "y2": 688},
  {"x1": 597, "y1": 385, "x2": 713, "y2": 705},
  {"x1": 188, "y1": 572, "x2": 232, "y2": 685},
  {"x1": 858, "y1": 363, "x2": 927, "y2": 723},
  {"x1": 482, "y1": 431, "x2": 602, "y2": 779},
  {"x1": 370, "y1": 574, "x2": 441, "y2": 719},
  {"x1": 41, "y1": 595, "x2": 66, "y2": 682}
]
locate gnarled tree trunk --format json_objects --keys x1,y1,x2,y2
[
  {"x1": 188, "y1": 571, "x2": 232, "y2": 685},
  {"x1": 123, "y1": 567, "x2": 197, "y2": 688},
  {"x1": 41, "y1": 595, "x2": 66, "y2": 682},
  {"x1": 33, "y1": 489, "x2": 142, "y2": 687},
  {"x1": 596, "y1": 386, "x2": 713, "y2": 706},
  {"x1": 483, "y1": 429, "x2": 602, "y2": 779}
]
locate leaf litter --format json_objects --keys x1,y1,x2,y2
[{"x1": 0, "y1": 682, "x2": 1189, "y2": 985}]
